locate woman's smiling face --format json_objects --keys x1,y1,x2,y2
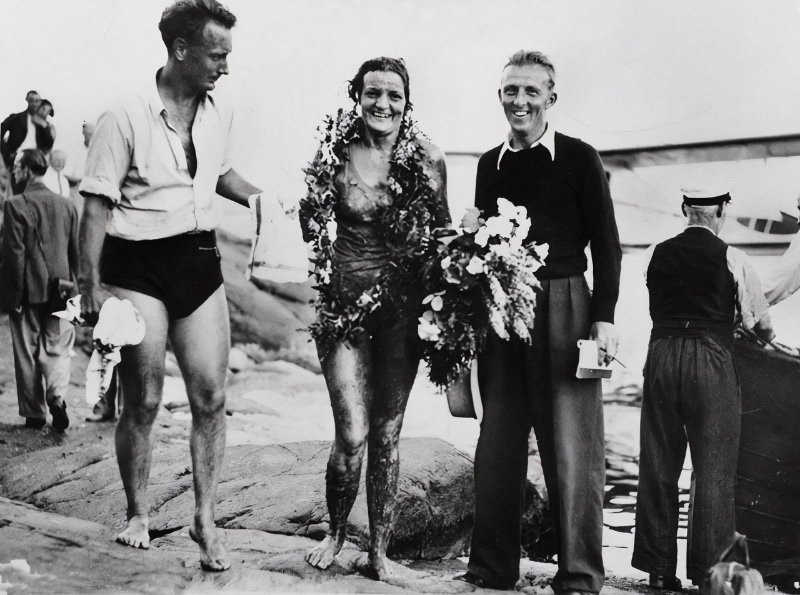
[{"x1": 359, "y1": 71, "x2": 407, "y2": 136}]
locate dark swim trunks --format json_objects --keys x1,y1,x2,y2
[{"x1": 100, "y1": 231, "x2": 224, "y2": 320}]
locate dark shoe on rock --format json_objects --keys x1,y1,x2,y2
[
  {"x1": 649, "y1": 574, "x2": 683, "y2": 591},
  {"x1": 25, "y1": 417, "x2": 46, "y2": 429},
  {"x1": 453, "y1": 571, "x2": 513, "y2": 590},
  {"x1": 86, "y1": 395, "x2": 115, "y2": 422},
  {"x1": 49, "y1": 400, "x2": 69, "y2": 432}
]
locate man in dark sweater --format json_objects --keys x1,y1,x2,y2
[
  {"x1": 457, "y1": 50, "x2": 621, "y2": 593},
  {"x1": 633, "y1": 190, "x2": 774, "y2": 589}
]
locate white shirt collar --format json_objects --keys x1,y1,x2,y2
[
  {"x1": 497, "y1": 124, "x2": 556, "y2": 170},
  {"x1": 686, "y1": 224, "x2": 718, "y2": 236}
]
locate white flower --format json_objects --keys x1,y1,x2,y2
[
  {"x1": 460, "y1": 208, "x2": 481, "y2": 233},
  {"x1": 509, "y1": 235, "x2": 523, "y2": 252},
  {"x1": 534, "y1": 242, "x2": 549, "y2": 262},
  {"x1": 423, "y1": 290, "x2": 445, "y2": 305},
  {"x1": 318, "y1": 265, "x2": 331, "y2": 285},
  {"x1": 431, "y1": 295, "x2": 444, "y2": 311},
  {"x1": 514, "y1": 217, "x2": 531, "y2": 241},
  {"x1": 496, "y1": 197, "x2": 516, "y2": 220},
  {"x1": 486, "y1": 215, "x2": 514, "y2": 239},
  {"x1": 417, "y1": 314, "x2": 441, "y2": 342},
  {"x1": 466, "y1": 255, "x2": 485, "y2": 275},
  {"x1": 440, "y1": 255, "x2": 452, "y2": 269},
  {"x1": 325, "y1": 218, "x2": 338, "y2": 242},
  {"x1": 490, "y1": 242, "x2": 511, "y2": 258},
  {"x1": 489, "y1": 308, "x2": 510, "y2": 340},
  {"x1": 356, "y1": 292, "x2": 374, "y2": 307},
  {"x1": 474, "y1": 226, "x2": 490, "y2": 247}
]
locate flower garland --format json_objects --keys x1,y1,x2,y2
[{"x1": 300, "y1": 108, "x2": 443, "y2": 348}]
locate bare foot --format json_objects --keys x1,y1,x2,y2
[
  {"x1": 116, "y1": 514, "x2": 150, "y2": 549},
  {"x1": 354, "y1": 552, "x2": 430, "y2": 586},
  {"x1": 189, "y1": 523, "x2": 231, "y2": 572},
  {"x1": 305, "y1": 534, "x2": 344, "y2": 569}
]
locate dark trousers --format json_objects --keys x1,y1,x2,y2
[
  {"x1": 469, "y1": 275, "x2": 606, "y2": 593},
  {"x1": 632, "y1": 335, "x2": 740, "y2": 584}
]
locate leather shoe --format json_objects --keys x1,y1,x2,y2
[
  {"x1": 49, "y1": 399, "x2": 70, "y2": 432},
  {"x1": 453, "y1": 571, "x2": 512, "y2": 590},
  {"x1": 649, "y1": 574, "x2": 683, "y2": 591},
  {"x1": 25, "y1": 417, "x2": 46, "y2": 429}
]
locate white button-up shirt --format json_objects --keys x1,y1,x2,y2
[{"x1": 79, "y1": 70, "x2": 233, "y2": 240}]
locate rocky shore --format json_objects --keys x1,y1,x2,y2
[{"x1": 0, "y1": 233, "x2": 735, "y2": 594}]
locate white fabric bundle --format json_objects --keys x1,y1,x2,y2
[
  {"x1": 246, "y1": 192, "x2": 309, "y2": 284},
  {"x1": 53, "y1": 295, "x2": 146, "y2": 405},
  {"x1": 86, "y1": 297, "x2": 146, "y2": 405}
]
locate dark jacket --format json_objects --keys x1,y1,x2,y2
[
  {"x1": 1, "y1": 110, "x2": 28, "y2": 168},
  {"x1": 0, "y1": 179, "x2": 79, "y2": 310},
  {"x1": 0, "y1": 111, "x2": 53, "y2": 167}
]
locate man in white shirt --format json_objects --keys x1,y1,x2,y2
[{"x1": 78, "y1": 0, "x2": 289, "y2": 572}]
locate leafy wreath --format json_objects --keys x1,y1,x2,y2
[{"x1": 299, "y1": 108, "x2": 442, "y2": 349}]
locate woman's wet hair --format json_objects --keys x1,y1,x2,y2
[{"x1": 347, "y1": 57, "x2": 412, "y2": 110}]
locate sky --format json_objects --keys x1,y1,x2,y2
[{"x1": 2, "y1": 0, "x2": 800, "y2": 210}]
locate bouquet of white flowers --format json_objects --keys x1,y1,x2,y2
[{"x1": 419, "y1": 198, "x2": 548, "y2": 389}]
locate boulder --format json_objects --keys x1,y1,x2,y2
[{"x1": 0, "y1": 437, "x2": 548, "y2": 561}]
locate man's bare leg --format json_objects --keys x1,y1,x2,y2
[
  {"x1": 111, "y1": 289, "x2": 169, "y2": 550},
  {"x1": 170, "y1": 285, "x2": 231, "y2": 571},
  {"x1": 306, "y1": 337, "x2": 371, "y2": 569}
]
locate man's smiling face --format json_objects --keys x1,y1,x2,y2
[{"x1": 499, "y1": 64, "x2": 555, "y2": 143}]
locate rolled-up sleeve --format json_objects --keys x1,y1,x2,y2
[
  {"x1": 78, "y1": 107, "x2": 132, "y2": 204},
  {"x1": 219, "y1": 104, "x2": 233, "y2": 177},
  {"x1": 761, "y1": 231, "x2": 800, "y2": 306},
  {"x1": 727, "y1": 246, "x2": 770, "y2": 330}
]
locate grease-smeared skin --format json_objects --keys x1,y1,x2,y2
[
  {"x1": 303, "y1": 107, "x2": 450, "y2": 578},
  {"x1": 305, "y1": 316, "x2": 417, "y2": 576}
]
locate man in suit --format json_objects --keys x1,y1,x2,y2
[
  {"x1": 1, "y1": 91, "x2": 42, "y2": 172},
  {"x1": 458, "y1": 50, "x2": 621, "y2": 593},
  {"x1": 0, "y1": 148, "x2": 79, "y2": 431}
]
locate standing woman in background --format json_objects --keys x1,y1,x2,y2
[
  {"x1": 301, "y1": 56, "x2": 450, "y2": 582},
  {"x1": 33, "y1": 99, "x2": 56, "y2": 155}
]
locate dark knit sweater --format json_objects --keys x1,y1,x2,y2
[{"x1": 475, "y1": 132, "x2": 622, "y2": 323}]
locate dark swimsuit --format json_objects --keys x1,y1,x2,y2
[{"x1": 100, "y1": 231, "x2": 223, "y2": 320}]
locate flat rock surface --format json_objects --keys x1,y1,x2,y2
[
  {"x1": 1, "y1": 435, "x2": 543, "y2": 561},
  {"x1": 1, "y1": 496, "x2": 655, "y2": 594}
]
